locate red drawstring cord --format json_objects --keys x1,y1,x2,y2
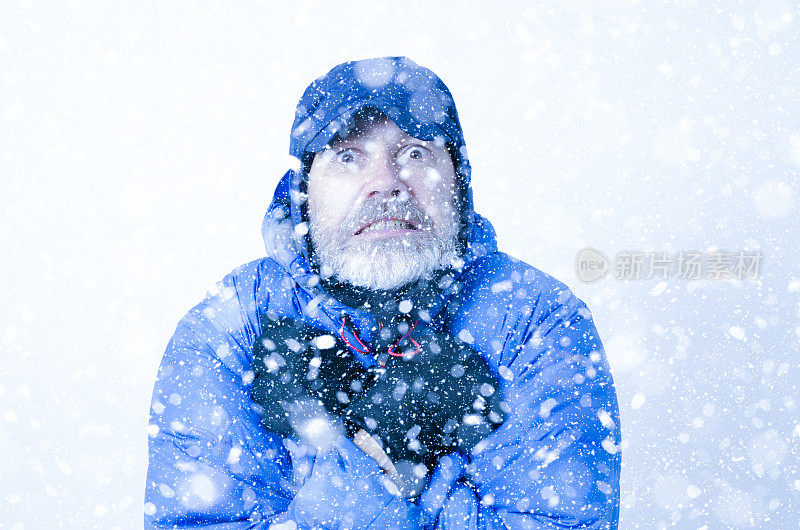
[
  {"x1": 388, "y1": 319, "x2": 421, "y2": 358},
  {"x1": 339, "y1": 316, "x2": 421, "y2": 359},
  {"x1": 339, "y1": 316, "x2": 370, "y2": 355}
]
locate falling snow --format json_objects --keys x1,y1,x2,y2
[{"x1": 2, "y1": 3, "x2": 799, "y2": 529}]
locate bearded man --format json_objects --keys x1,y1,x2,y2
[{"x1": 145, "y1": 57, "x2": 622, "y2": 529}]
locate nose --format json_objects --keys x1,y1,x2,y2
[{"x1": 365, "y1": 156, "x2": 407, "y2": 200}]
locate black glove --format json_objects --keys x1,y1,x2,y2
[
  {"x1": 342, "y1": 330, "x2": 506, "y2": 497},
  {"x1": 250, "y1": 314, "x2": 370, "y2": 440}
]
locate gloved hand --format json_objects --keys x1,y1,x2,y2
[
  {"x1": 342, "y1": 330, "x2": 506, "y2": 499},
  {"x1": 275, "y1": 434, "x2": 467, "y2": 529},
  {"x1": 250, "y1": 314, "x2": 370, "y2": 447},
  {"x1": 276, "y1": 434, "x2": 414, "y2": 529}
]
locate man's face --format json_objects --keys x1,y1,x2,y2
[{"x1": 307, "y1": 113, "x2": 460, "y2": 291}]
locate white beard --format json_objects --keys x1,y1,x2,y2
[{"x1": 309, "y1": 198, "x2": 460, "y2": 291}]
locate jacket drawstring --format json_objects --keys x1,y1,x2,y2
[
  {"x1": 387, "y1": 319, "x2": 421, "y2": 358},
  {"x1": 339, "y1": 315, "x2": 370, "y2": 355},
  {"x1": 339, "y1": 315, "x2": 421, "y2": 362}
]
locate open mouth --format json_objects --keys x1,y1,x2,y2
[{"x1": 355, "y1": 218, "x2": 418, "y2": 235}]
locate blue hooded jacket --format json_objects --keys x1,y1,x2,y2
[{"x1": 145, "y1": 57, "x2": 621, "y2": 529}]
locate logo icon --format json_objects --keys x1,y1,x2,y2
[{"x1": 576, "y1": 248, "x2": 609, "y2": 282}]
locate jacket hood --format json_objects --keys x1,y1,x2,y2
[{"x1": 261, "y1": 57, "x2": 497, "y2": 319}]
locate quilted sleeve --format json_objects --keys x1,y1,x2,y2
[
  {"x1": 438, "y1": 255, "x2": 622, "y2": 529},
  {"x1": 144, "y1": 260, "x2": 295, "y2": 528}
]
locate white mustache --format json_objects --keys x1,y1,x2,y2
[{"x1": 342, "y1": 199, "x2": 427, "y2": 236}]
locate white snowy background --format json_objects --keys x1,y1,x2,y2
[{"x1": 2, "y1": 1, "x2": 799, "y2": 528}]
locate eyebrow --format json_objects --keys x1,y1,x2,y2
[{"x1": 330, "y1": 137, "x2": 432, "y2": 149}]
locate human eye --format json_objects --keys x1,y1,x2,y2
[
  {"x1": 335, "y1": 148, "x2": 358, "y2": 164},
  {"x1": 398, "y1": 144, "x2": 431, "y2": 164},
  {"x1": 408, "y1": 147, "x2": 425, "y2": 159}
]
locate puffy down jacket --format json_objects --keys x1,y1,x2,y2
[{"x1": 145, "y1": 56, "x2": 621, "y2": 529}]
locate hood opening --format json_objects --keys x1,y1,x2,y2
[
  {"x1": 262, "y1": 57, "x2": 496, "y2": 306},
  {"x1": 296, "y1": 105, "x2": 471, "y2": 275}
]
